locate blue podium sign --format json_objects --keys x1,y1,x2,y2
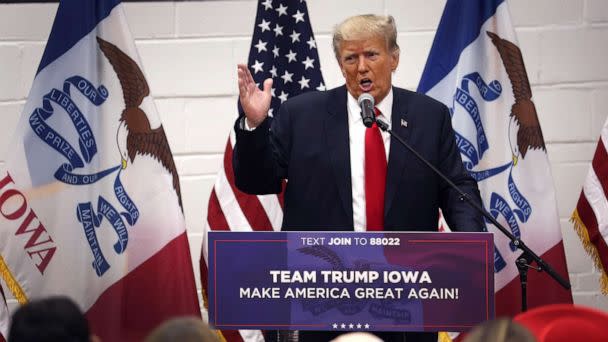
[{"x1": 208, "y1": 231, "x2": 494, "y2": 332}]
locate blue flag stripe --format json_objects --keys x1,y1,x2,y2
[
  {"x1": 417, "y1": 0, "x2": 504, "y2": 93},
  {"x1": 37, "y1": 0, "x2": 121, "y2": 75}
]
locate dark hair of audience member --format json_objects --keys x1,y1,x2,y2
[
  {"x1": 145, "y1": 316, "x2": 219, "y2": 342},
  {"x1": 8, "y1": 296, "x2": 93, "y2": 342},
  {"x1": 463, "y1": 317, "x2": 537, "y2": 342}
]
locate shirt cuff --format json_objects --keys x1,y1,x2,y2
[{"x1": 240, "y1": 117, "x2": 257, "y2": 131}]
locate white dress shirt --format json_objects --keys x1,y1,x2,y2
[{"x1": 347, "y1": 89, "x2": 392, "y2": 231}]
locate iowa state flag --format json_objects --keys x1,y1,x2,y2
[
  {"x1": 419, "y1": 0, "x2": 572, "y2": 316},
  {"x1": 0, "y1": 0, "x2": 200, "y2": 340}
]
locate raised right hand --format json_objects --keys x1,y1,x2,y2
[{"x1": 237, "y1": 64, "x2": 273, "y2": 128}]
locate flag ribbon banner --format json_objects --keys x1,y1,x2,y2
[
  {"x1": 0, "y1": 0, "x2": 200, "y2": 340},
  {"x1": 201, "y1": 1, "x2": 325, "y2": 341},
  {"x1": 209, "y1": 231, "x2": 494, "y2": 332},
  {"x1": 418, "y1": 0, "x2": 572, "y2": 317}
]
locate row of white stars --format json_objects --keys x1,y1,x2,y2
[
  {"x1": 263, "y1": 80, "x2": 326, "y2": 107},
  {"x1": 258, "y1": 20, "x2": 317, "y2": 46},
  {"x1": 251, "y1": 55, "x2": 315, "y2": 74},
  {"x1": 254, "y1": 33, "x2": 316, "y2": 52},
  {"x1": 332, "y1": 323, "x2": 371, "y2": 329},
  {"x1": 261, "y1": 0, "x2": 307, "y2": 23}
]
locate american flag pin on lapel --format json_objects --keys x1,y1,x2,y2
[{"x1": 401, "y1": 119, "x2": 408, "y2": 127}]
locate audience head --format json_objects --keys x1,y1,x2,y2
[
  {"x1": 330, "y1": 332, "x2": 383, "y2": 342},
  {"x1": 145, "y1": 316, "x2": 218, "y2": 342},
  {"x1": 8, "y1": 296, "x2": 95, "y2": 342},
  {"x1": 514, "y1": 303, "x2": 608, "y2": 342},
  {"x1": 463, "y1": 317, "x2": 536, "y2": 342}
]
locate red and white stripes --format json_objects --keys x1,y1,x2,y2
[
  {"x1": 201, "y1": 130, "x2": 283, "y2": 342},
  {"x1": 572, "y1": 118, "x2": 608, "y2": 294}
]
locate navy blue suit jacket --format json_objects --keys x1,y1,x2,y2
[{"x1": 233, "y1": 85, "x2": 484, "y2": 232}]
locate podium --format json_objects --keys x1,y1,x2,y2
[{"x1": 208, "y1": 231, "x2": 494, "y2": 334}]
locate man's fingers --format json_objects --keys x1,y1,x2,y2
[
  {"x1": 245, "y1": 65, "x2": 255, "y2": 85},
  {"x1": 263, "y1": 78, "x2": 273, "y2": 95}
]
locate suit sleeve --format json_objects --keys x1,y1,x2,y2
[
  {"x1": 437, "y1": 105, "x2": 485, "y2": 232},
  {"x1": 232, "y1": 104, "x2": 291, "y2": 195}
]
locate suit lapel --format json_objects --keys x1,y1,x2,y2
[
  {"x1": 324, "y1": 86, "x2": 353, "y2": 223},
  {"x1": 385, "y1": 87, "x2": 411, "y2": 218}
]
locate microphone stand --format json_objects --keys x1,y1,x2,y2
[{"x1": 374, "y1": 118, "x2": 571, "y2": 312}]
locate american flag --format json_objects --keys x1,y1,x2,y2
[
  {"x1": 200, "y1": 1, "x2": 324, "y2": 341},
  {"x1": 571, "y1": 117, "x2": 608, "y2": 295}
]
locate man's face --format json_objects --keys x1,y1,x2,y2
[{"x1": 337, "y1": 35, "x2": 399, "y2": 104}]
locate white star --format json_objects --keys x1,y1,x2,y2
[
  {"x1": 268, "y1": 108, "x2": 274, "y2": 117},
  {"x1": 349, "y1": 323, "x2": 354, "y2": 329},
  {"x1": 341, "y1": 323, "x2": 346, "y2": 329},
  {"x1": 251, "y1": 60, "x2": 264, "y2": 74},
  {"x1": 278, "y1": 90, "x2": 289, "y2": 103},
  {"x1": 290, "y1": 30, "x2": 301, "y2": 43},
  {"x1": 273, "y1": 24, "x2": 283, "y2": 36},
  {"x1": 272, "y1": 45, "x2": 280, "y2": 57},
  {"x1": 275, "y1": 3, "x2": 288, "y2": 16},
  {"x1": 364, "y1": 323, "x2": 370, "y2": 329},
  {"x1": 261, "y1": 0, "x2": 272, "y2": 10},
  {"x1": 271, "y1": 87, "x2": 276, "y2": 97},
  {"x1": 316, "y1": 82, "x2": 326, "y2": 91},
  {"x1": 302, "y1": 56, "x2": 315, "y2": 69},
  {"x1": 307, "y1": 37, "x2": 317, "y2": 50},
  {"x1": 332, "y1": 323, "x2": 338, "y2": 329},
  {"x1": 356, "y1": 323, "x2": 362, "y2": 329},
  {"x1": 270, "y1": 65, "x2": 278, "y2": 77},
  {"x1": 258, "y1": 19, "x2": 271, "y2": 32},
  {"x1": 292, "y1": 10, "x2": 305, "y2": 23},
  {"x1": 285, "y1": 49, "x2": 297, "y2": 63},
  {"x1": 298, "y1": 76, "x2": 310, "y2": 89},
  {"x1": 281, "y1": 70, "x2": 294, "y2": 83},
  {"x1": 254, "y1": 39, "x2": 267, "y2": 53}
]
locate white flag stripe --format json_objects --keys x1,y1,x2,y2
[
  {"x1": 583, "y1": 167, "x2": 608, "y2": 238},
  {"x1": 239, "y1": 329, "x2": 265, "y2": 342},
  {"x1": 257, "y1": 194, "x2": 284, "y2": 230},
  {"x1": 214, "y1": 165, "x2": 252, "y2": 231}
]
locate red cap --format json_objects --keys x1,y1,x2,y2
[{"x1": 513, "y1": 304, "x2": 608, "y2": 342}]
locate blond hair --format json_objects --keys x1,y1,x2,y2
[
  {"x1": 145, "y1": 317, "x2": 219, "y2": 342},
  {"x1": 463, "y1": 318, "x2": 536, "y2": 342},
  {"x1": 332, "y1": 14, "x2": 400, "y2": 59}
]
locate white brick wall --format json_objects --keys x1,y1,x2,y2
[{"x1": 1, "y1": 0, "x2": 607, "y2": 317}]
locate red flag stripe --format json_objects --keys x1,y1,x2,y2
[
  {"x1": 207, "y1": 189, "x2": 230, "y2": 231},
  {"x1": 576, "y1": 191, "x2": 608, "y2": 271},
  {"x1": 86, "y1": 233, "x2": 200, "y2": 341},
  {"x1": 495, "y1": 241, "x2": 572, "y2": 316},
  {"x1": 223, "y1": 140, "x2": 274, "y2": 231},
  {"x1": 591, "y1": 137, "x2": 608, "y2": 200}
]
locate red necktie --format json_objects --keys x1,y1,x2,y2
[{"x1": 365, "y1": 107, "x2": 387, "y2": 231}]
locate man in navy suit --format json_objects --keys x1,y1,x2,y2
[{"x1": 234, "y1": 14, "x2": 484, "y2": 342}]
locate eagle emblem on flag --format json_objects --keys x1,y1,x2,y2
[
  {"x1": 97, "y1": 37, "x2": 182, "y2": 210},
  {"x1": 486, "y1": 31, "x2": 546, "y2": 165}
]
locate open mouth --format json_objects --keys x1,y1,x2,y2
[{"x1": 359, "y1": 78, "x2": 372, "y2": 92}]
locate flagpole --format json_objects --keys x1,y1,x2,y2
[{"x1": 375, "y1": 118, "x2": 571, "y2": 312}]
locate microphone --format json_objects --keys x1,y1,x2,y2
[{"x1": 357, "y1": 93, "x2": 375, "y2": 128}]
